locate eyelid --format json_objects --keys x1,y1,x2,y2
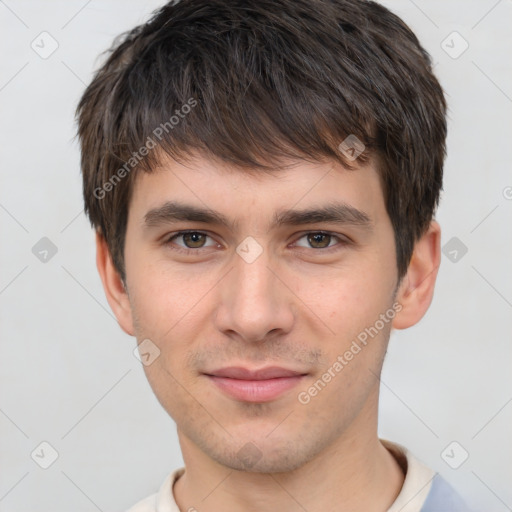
[
  {"x1": 165, "y1": 230, "x2": 218, "y2": 248},
  {"x1": 291, "y1": 231, "x2": 350, "y2": 250},
  {"x1": 163, "y1": 230, "x2": 351, "y2": 253}
]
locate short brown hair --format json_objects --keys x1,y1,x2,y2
[{"x1": 76, "y1": 0, "x2": 447, "y2": 283}]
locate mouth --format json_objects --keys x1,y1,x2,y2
[{"x1": 203, "y1": 366, "x2": 308, "y2": 403}]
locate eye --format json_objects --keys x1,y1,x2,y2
[
  {"x1": 166, "y1": 231, "x2": 217, "y2": 250},
  {"x1": 294, "y1": 232, "x2": 345, "y2": 250}
]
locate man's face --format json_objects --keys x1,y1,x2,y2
[{"x1": 122, "y1": 154, "x2": 399, "y2": 472}]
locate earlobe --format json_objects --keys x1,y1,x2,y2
[
  {"x1": 392, "y1": 221, "x2": 441, "y2": 330},
  {"x1": 95, "y1": 232, "x2": 135, "y2": 336}
]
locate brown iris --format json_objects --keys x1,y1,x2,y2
[
  {"x1": 307, "y1": 233, "x2": 332, "y2": 249},
  {"x1": 182, "y1": 232, "x2": 207, "y2": 248}
]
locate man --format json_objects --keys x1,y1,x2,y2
[{"x1": 76, "y1": 0, "x2": 472, "y2": 510}]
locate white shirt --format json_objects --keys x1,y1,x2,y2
[{"x1": 126, "y1": 440, "x2": 470, "y2": 512}]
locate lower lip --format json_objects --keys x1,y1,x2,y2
[{"x1": 206, "y1": 375, "x2": 305, "y2": 402}]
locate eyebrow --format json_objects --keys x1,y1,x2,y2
[{"x1": 143, "y1": 201, "x2": 373, "y2": 231}]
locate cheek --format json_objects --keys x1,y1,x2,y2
[
  {"x1": 300, "y1": 265, "x2": 392, "y2": 329},
  {"x1": 127, "y1": 256, "x2": 215, "y2": 336},
  {"x1": 295, "y1": 265, "x2": 396, "y2": 391},
  {"x1": 127, "y1": 261, "x2": 222, "y2": 394}
]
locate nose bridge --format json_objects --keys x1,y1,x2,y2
[
  {"x1": 215, "y1": 242, "x2": 294, "y2": 341},
  {"x1": 235, "y1": 249, "x2": 273, "y2": 305}
]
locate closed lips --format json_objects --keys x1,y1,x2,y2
[{"x1": 204, "y1": 366, "x2": 308, "y2": 380}]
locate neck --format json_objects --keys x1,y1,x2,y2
[{"x1": 173, "y1": 401, "x2": 404, "y2": 512}]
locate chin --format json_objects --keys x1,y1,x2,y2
[
  {"x1": 197, "y1": 429, "x2": 319, "y2": 474},
  {"x1": 216, "y1": 448, "x2": 311, "y2": 474}
]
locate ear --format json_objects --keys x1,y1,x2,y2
[
  {"x1": 392, "y1": 221, "x2": 441, "y2": 330},
  {"x1": 95, "y1": 231, "x2": 135, "y2": 336}
]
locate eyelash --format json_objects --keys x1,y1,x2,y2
[{"x1": 163, "y1": 230, "x2": 349, "y2": 255}]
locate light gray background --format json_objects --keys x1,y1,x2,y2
[{"x1": 1, "y1": 1, "x2": 511, "y2": 511}]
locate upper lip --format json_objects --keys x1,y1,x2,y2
[{"x1": 205, "y1": 366, "x2": 307, "y2": 380}]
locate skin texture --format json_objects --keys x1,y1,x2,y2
[{"x1": 97, "y1": 153, "x2": 441, "y2": 512}]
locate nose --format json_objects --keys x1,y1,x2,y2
[{"x1": 213, "y1": 248, "x2": 295, "y2": 343}]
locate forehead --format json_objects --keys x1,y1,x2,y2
[{"x1": 128, "y1": 153, "x2": 386, "y2": 226}]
